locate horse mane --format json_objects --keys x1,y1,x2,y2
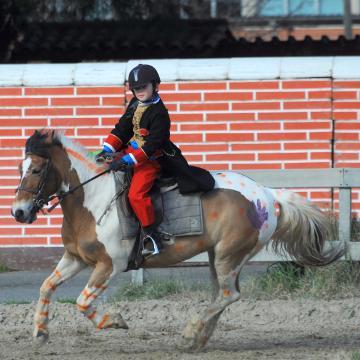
[
  {"x1": 54, "y1": 131, "x2": 93, "y2": 161},
  {"x1": 25, "y1": 130, "x2": 111, "y2": 203},
  {"x1": 26, "y1": 130, "x2": 99, "y2": 176},
  {"x1": 26, "y1": 130, "x2": 92, "y2": 159}
]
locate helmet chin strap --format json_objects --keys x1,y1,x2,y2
[{"x1": 136, "y1": 92, "x2": 160, "y2": 106}]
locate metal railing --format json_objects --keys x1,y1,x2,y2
[{"x1": 131, "y1": 168, "x2": 360, "y2": 284}]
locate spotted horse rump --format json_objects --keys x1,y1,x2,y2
[{"x1": 213, "y1": 171, "x2": 278, "y2": 245}]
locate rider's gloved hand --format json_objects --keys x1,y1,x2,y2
[
  {"x1": 95, "y1": 145, "x2": 113, "y2": 163},
  {"x1": 95, "y1": 150, "x2": 109, "y2": 163},
  {"x1": 109, "y1": 154, "x2": 135, "y2": 171}
]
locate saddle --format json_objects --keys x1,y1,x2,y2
[{"x1": 106, "y1": 170, "x2": 204, "y2": 269}]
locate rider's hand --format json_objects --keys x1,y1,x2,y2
[
  {"x1": 109, "y1": 154, "x2": 135, "y2": 171},
  {"x1": 95, "y1": 150, "x2": 112, "y2": 163},
  {"x1": 109, "y1": 158, "x2": 128, "y2": 171}
]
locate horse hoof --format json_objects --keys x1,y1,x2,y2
[
  {"x1": 33, "y1": 331, "x2": 49, "y2": 347},
  {"x1": 106, "y1": 315, "x2": 129, "y2": 330},
  {"x1": 108, "y1": 322, "x2": 129, "y2": 330},
  {"x1": 176, "y1": 336, "x2": 202, "y2": 353}
]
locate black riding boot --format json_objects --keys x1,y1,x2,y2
[{"x1": 142, "y1": 225, "x2": 163, "y2": 256}]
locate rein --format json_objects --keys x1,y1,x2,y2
[
  {"x1": 17, "y1": 155, "x2": 111, "y2": 214},
  {"x1": 47, "y1": 168, "x2": 111, "y2": 212}
]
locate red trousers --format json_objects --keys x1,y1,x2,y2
[{"x1": 128, "y1": 159, "x2": 161, "y2": 227}]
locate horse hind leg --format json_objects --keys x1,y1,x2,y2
[
  {"x1": 33, "y1": 251, "x2": 86, "y2": 344},
  {"x1": 76, "y1": 262, "x2": 128, "y2": 330},
  {"x1": 179, "y1": 251, "x2": 252, "y2": 352},
  {"x1": 208, "y1": 249, "x2": 219, "y2": 302}
]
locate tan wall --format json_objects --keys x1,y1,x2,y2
[{"x1": 231, "y1": 25, "x2": 360, "y2": 40}]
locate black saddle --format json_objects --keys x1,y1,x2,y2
[{"x1": 154, "y1": 176, "x2": 177, "y2": 189}]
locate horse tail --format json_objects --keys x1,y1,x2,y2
[{"x1": 269, "y1": 189, "x2": 344, "y2": 266}]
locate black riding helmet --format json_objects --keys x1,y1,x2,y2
[{"x1": 128, "y1": 64, "x2": 161, "y2": 91}]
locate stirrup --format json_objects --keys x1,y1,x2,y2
[{"x1": 141, "y1": 234, "x2": 160, "y2": 256}]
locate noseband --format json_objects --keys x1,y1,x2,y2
[{"x1": 16, "y1": 158, "x2": 51, "y2": 214}]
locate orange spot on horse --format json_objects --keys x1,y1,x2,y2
[
  {"x1": 82, "y1": 289, "x2": 93, "y2": 300},
  {"x1": 97, "y1": 313, "x2": 110, "y2": 329},
  {"x1": 223, "y1": 289, "x2": 231, "y2": 297},
  {"x1": 220, "y1": 173, "x2": 226, "y2": 178},
  {"x1": 197, "y1": 239, "x2": 205, "y2": 251},
  {"x1": 274, "y1": 201, "x2": 280, "y2": 217},
  {"x1": 210, "y1": 211, "x2": 219, "y2": 220},
  {"x1": 87, "y1": 311, "x2": 97, "y2": 320},
  {"x1": 77, "y1": 303, "x2": 90, "y2": 311},
  {"x1": 240, "y1": 182, "x2": 245, "y2": 187},
  {"x1": 46, "y1": 280, "x2": 56, "y2": 291},
  {"x1": 175, "y1": 242, "x2": 185, "y2": 253},
  {"x1": 37, "y1": 323, "x2": 46, "y2": 331},
  {"x1": 239, "y1": 208, "x2": 245, "y2": 216}
]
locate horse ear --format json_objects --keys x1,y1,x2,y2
[{"x1": 39, "y1": 129, "x2": 54, "y2": 144}]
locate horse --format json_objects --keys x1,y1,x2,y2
[{"x1": 11, "y1": 129, "x2": 342, "y2": 351}]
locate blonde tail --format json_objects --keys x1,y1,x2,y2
[{"x1": 270, "y1": 189, "x2": 343, "y2": 266}]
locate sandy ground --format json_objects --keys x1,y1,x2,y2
[{"x1": 1, "y1": 294, "x2": 360, "y2": 360}]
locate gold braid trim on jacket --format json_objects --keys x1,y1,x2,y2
[{"x1": 130, "y1": 104, "x2": 150, "y2": 147}]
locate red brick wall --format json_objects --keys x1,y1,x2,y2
[
  {"x1": 333, "y1": 81, "x2": 360, "y2": 215},
  {"x1": 0, "y1": 79, "x2": 359, "y2": 247}
]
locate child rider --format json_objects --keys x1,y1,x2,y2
[{"x1": 96, "y1": 64, "x2": 171, "y2": 256}]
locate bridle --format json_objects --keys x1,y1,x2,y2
[
  {"x1": 16, "y1": 154, "x2": 112, "y2": 214},
  {"x1": 16, "y1": 157, "x2": 52, "y2": 214}
]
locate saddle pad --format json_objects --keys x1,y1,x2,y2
[
  {"x1": 114, "y1": 173, "x2": 203, "y2": 239},
  {"x1": 153, "y1": 188, "x2": 203, "y2": 237}
]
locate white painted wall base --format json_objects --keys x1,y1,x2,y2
[{"x1": 1, "y1": 56, "x2": 360, "y2": 86}]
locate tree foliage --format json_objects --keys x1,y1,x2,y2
[{"x1": 0, "y1": 0, "x2": 186, "y2": 22}]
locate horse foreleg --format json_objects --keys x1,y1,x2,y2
[
  {"x1": 180, "y1": 255, "x2": 250, "y2": 352},
  {"x1": 76, "y1": 262, "x2": 128, "y2": 330},
  {"x1": 33, "y1": 252, "x2": 86, "y2": 343}
]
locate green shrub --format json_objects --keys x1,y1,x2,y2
[
  {"x1": 112, "y1": 280, "x2": 210, "y2": 301},
  {"x1": 241, "y1": 261, "x2": 360, "y2": 300},
  {"x1": 0, "y1": 264, "x2": 9, "y2": 273},
  {"x1": 56, "y1": 298, "x2": 77, "y2": 304},
  {"x1": 5, "y1": 300, "x2": 31, "y2": 305}
]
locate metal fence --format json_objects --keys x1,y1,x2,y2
[{"x1": 131, "y1": 168, "x2": 360, "y2": 284}]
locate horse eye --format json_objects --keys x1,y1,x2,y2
[{"x1": 32, "y1": 169, "x2": 41, "y2": 175}]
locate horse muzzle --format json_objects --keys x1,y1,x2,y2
[{"x1": 11, "y1": 202, "x2": 38, "y2": 224}]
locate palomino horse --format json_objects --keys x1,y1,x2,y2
[{"x1": 12, "y1": 130, "x2": 342, "y2": 351}]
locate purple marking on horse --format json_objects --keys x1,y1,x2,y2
[{"x1": 247, "y1": 199, "x2": 268, "y2": 230}]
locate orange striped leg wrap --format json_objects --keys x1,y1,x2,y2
[
  {"x1": 33, "y1": 256, "x2": 86, "y2": 339},
  {"x1": 77, "y1": 282, "x2": 111, "y2": 329}
]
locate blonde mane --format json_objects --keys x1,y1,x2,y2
[{"x1": 54, "y1": 131, "x2": 104, "y2": 178}]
